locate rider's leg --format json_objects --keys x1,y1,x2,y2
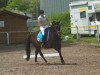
[
  {"x1": 40, "y1": 26, "x2": 46, "y2": 45},
  {"x1": 40, "y1": 26, "x2": 45, "y2": 35}
]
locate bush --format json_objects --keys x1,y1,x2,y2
[{"x1": 48, "y1": 12, "x2": 71, "y2": 39}]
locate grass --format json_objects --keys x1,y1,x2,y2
[
  {"x1": 63, "y1": 36, "x2": 100, "y2": 44},
  {"x1": 78, "y1": 37, "x2": 100, "y2": 44}
]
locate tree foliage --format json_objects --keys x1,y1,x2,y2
[
  {"x1": 48, "y1": 12, "x2": 71, "y2": 39},
  {"x1": 0, "y1": 0, "x2": 40, "y2": 19},
  {"x1": 0, "y1": 0, "x2": 8, "y2": 9},
  {"x1": 7, "y1": 0, "x2": 30, "y2": 12}
]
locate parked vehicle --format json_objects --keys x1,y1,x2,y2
[{"x1": 69, "y1": 1, "x2": 100, "y2": 35}]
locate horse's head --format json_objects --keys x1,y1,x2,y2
[{"x1": 51, "y1": 21, "x2": 61, "y2": 36}]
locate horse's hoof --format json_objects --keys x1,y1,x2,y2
[
  {"x1": 35, "y1": 62, "x2": 39, "y2": 64},
  {"x1": 26, "y1": 58, "x2": 30, "y2": 61},
  {"x1": 61, "y1": 61, "x2": 66, "y2": 65},
  {"x1": 35, "y1": 61, "x2": 38, "y2": 62},
  {"x1": 45, "y1": 61, "x2": 48, "y2": 64},
  {"x1": 46, "y1": 62, "x2": 50, "y2": 65}
]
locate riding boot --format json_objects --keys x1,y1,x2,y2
[{"x1": 42, "y1": 35, "x2": 46, "y2": 47}]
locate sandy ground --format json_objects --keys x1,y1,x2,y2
[{"x1": 0, "y1": 43, "x2": 100, "y2": 75}]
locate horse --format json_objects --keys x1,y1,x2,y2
[{"x1": 25, "y1": 21, "x2": 65, "y2": 64}]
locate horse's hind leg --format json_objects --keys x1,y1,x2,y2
[{"x1": 38, "y1": 50, "x2": 48, "y2": 63}]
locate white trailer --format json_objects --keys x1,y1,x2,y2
[{"x1": 69, "y1": 1, "x2": 100, "y2": 35}]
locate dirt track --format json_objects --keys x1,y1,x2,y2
[{"x1": 0, "y1": 43, "x2": 100, "y2": 75}]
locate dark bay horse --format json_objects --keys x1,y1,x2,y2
[{"x1": 25, "y1": 21, "x2": 65, "y2": 64}]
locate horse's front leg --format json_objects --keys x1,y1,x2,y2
[
  {"x1": 55, "y1": 47, "x2": 65, "y2": 64},
  {"x1": 58, "y1": 50, "x2": 65, "y2": 64},
  {"x1": 38, "y1": 50, "x2": 48, "y2": 63},
  {"x1": 35, "y1": 50, "x2": 38, "y2": 62}
]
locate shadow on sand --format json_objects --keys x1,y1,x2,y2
[{"x1": 29, "y1": 62, "x2": 78, "y2": 66}]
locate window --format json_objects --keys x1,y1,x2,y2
[
  {"x1": 90, "y1": 14, "x2": 95, "y2": 22},
  {"x1": 88, "y1": 6, "x2": 92, "y2": 10},
  {"x1": 96, "y1": 13, "x2": 100, "y2": 21},
  {"x1": 0, "y1": 21, "x2": 4, "y2": 27},
  {"x1": 80, "y1": 11, "x2": 86, "y2": 18}
]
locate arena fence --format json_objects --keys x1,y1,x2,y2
[
  {"x1": 0, "y1": 25, "x2": 100, "y2": 45},
  {"x1": 70, "y1": 25, "x2": 100, "y2": 42},
  {"x1": 0, "y1": 31, "x2": 31, "y2": 45}
]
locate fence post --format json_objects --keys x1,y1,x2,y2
[
  {"x1": 97, "y1": 25, "x2": 100, "y2": 42},
  {"x1": 76, "y1": 26, "x2": 79, "y2": 40},
  {"x1": 6, "y1": 32, "x2": 9, "y2": 45}
]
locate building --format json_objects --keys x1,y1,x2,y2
[
  {"x1": 0, "y1": 10, "x2": 29, "y2": 44},
  {"x1": 40, "y1": 0, "x2": 97, "y2": 16}
]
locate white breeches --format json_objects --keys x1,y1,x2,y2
[{"x1": 40, "y1": 25, "x2": 48, "y2": 35}]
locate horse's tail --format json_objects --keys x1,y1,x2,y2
[{"x1": 25, "y1": 34, "x2": 31, "y2": 61}]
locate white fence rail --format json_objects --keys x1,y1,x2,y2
[
  {"x1": 97, "y1": 25, "x2": 100, "y2": 42},
  {"x1": 0, "y1": 32, "x2": 9, "y2": 45},
  {"x1": 0, "y1": 31, "x2": 31, "y2": 45}
]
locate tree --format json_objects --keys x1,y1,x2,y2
[
  {"x1": 6, "y1": 0, "x2": 40, "y2": 19},
  {"x1": 0, "y1": 0, "x2": 8, "y2": 9},
  {"x1": 6, "y1": 0, "x2": 30, "y2": 12}
]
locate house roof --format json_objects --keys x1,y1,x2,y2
[{"x1": 0, "y1": 10, "x2": 30, "y2": 19}]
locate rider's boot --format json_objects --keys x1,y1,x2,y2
[{"x1": 42, "y1": 35, "x2": 46, "y2": 47}]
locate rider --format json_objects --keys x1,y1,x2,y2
[{"x1": 38, "y1": 10, "x2": 49, "y2": 45}]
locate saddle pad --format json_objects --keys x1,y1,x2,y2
[
  {"x1": 37, "y1": 32, "x2": 43, "y2": 42},
  {"x1": 37, "y1": 30, "x2": 50, "y2": 42}
]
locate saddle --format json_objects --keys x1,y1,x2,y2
[{"x1": 37, "y1": 27, "x2": 51, "y2": 43}]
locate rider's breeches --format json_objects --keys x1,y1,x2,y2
[{"x1": 40, "y1": 25, "x2": 48, "y2": 35}]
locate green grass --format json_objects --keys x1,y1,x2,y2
[
  {"x1": 78, "y1": 37, "x2": 100, "y2": 44},
  {"x1": 63, "y1": 36, "x2": 100, "y2": 44}
]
